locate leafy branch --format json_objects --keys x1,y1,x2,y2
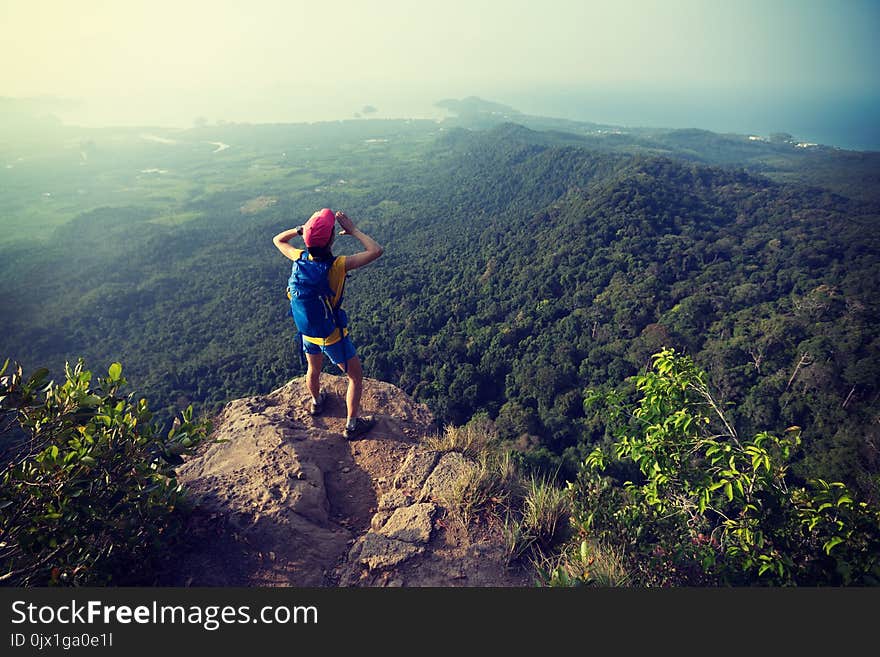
[{"x1": 0, "y1": 359, "x2": 213, "y2": 586}]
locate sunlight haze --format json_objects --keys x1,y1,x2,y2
[{"x1": 1, "y1": 0, "x2": 878, "y2": 143}]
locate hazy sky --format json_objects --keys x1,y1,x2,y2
[{"x1": 2, "y1": 0, "x2": 879, "y2": 131}]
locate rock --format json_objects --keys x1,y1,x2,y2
[
  {"x1": 286, "y1": 462, "x2": 329, "y2": 524},
  {"x1": 357, "y1": 532, "x2": 424, "y2": 570},
  {"x1": 370, "y1": 510, "x2": 393, "y2": 531},
  {"x1": 378, "y1": 488, "x2": 412, "y2": 511},
  {"x1": 378, "y1": 503, "x2": 436, "y2": 544},
  {"x1": 171, "y1": 375, "x2": 531, "y2": 588},
  {"x1": 420, "y1": 452, "x2": 479, "y2": 502},
  {"x1": 345, "y1": 538, "x2": 364, "y2": 562},
  {"x1": 393, "y1": 448, "x2": 441, "y2": 490}
]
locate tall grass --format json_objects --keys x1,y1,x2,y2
[
  {"x1": 503, "y1": 474, "x2": 572, "y2": 567},
  {"x1": 521, "y1": 475, "x2": 571, "y2": 549},
  {"x1": 424, "y1": 414, "x2": 496, "y2": 459},
  {"x1": 534, "y1": 540, "x2": 631, "y2": 588},
  {"x1": 426, "y1": 416, "x2": 622, "y2": 586},
  {"x1": 437, "y1": 447, "x2": 521, "y2": 527}
]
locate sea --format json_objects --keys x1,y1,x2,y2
[
  {"x1": 350, "y1": 83, "x2": 880, "y2": 152},
  {"x1": 486, "y1": 85, "x2": 880, "y2": 152}
]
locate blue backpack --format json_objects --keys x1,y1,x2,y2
[{"x1": 287, "y1": 252, "x2": 348, "y2": 345}]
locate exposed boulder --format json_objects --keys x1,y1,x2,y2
[{"x1": 169, "y1": 375, "x2": 531, "y2": 588}]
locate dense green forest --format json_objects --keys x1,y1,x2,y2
[
  {"x1": 2, "y1": 104, "x2": 879, "y2": 507},
  {"x1": 356, "y1": 125, "x2": 880, "y2": 502}
]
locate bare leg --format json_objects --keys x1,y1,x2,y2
[
  {"x1": 305, "y1": 351, "x2": 323, "y2": 401},
  {"x1": 337, "y1": 355, "x2": 363, "y2": 422}
]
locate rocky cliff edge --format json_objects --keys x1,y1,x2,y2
[{"x1": 169, "y1": 375, "x2": 530, "y2": 587}]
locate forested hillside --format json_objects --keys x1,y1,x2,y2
[
  {"x1": 352, "y1": 125, "x2": 880, "y2": 500},
  {"x1": 2, "y1": 117, "x2": 878, "y2": 503}
]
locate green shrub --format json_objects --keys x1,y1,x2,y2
[
  {"x1": 0, "y1": 359, "x2": 212, "y2": 586},
  {"x1": 568, "y1": 348, "x2": 880, "y2": 586}
]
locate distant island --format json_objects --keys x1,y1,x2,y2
[{"x1": 435, "y1": 96, "x2": 521, "y2": 117}]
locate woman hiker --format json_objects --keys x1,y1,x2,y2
[{"x1": 272, "y1": 209, "x2": 383, "y2": 439}]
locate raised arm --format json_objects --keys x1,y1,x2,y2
[
  {"x1": 336, "y1": 211, "x2": 383, "y2": 271},
  {"x1": 272, "y1": 226, "x2": 304, "y2": 261}
]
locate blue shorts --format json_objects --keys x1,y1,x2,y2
[{"x1": 302, "y1": 335, "x2": 357, "y2": 366}]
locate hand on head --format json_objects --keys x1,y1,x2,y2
[{"x1": 335, "y1": 210, "x2": 355, "y2": 235}]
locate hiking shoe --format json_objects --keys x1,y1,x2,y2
[
  {"x1": 309, "y1": 391, "x2": 327, "y2": 416},
  {"x1": 343, "y1": 416, "x2": 375, "y2": 440}
]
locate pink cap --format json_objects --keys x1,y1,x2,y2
[{"x1": 303, "y1": 208, "x2": 335, "y2": 247}]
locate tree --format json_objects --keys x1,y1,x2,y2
[
  {"x1": 567, "y1": 349, "x2": 880, "y2": 586},
  {"x1": 0, "y1": 359, "x2": 212, "y2": 586}
]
